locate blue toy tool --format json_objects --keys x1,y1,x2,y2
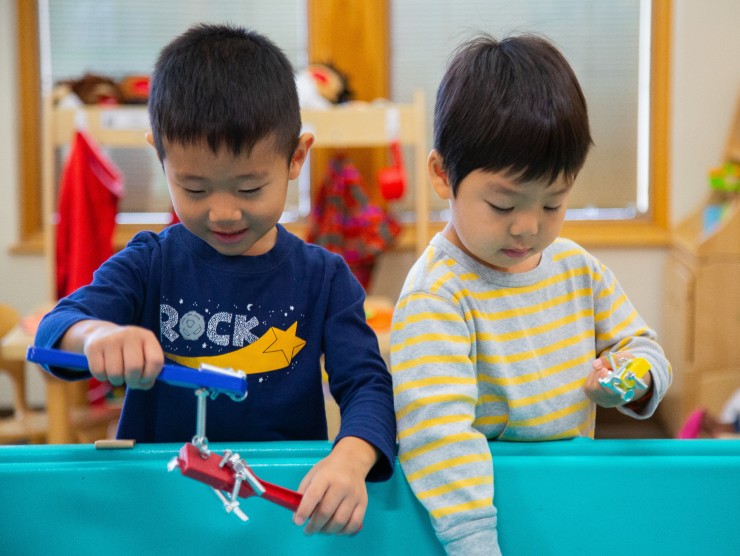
[
  {"x1": 26, "y1": 346, "x2": 303, "y2": 523},
  {"x1": 26, "y1": 346, "x2": 247, "y2": 401}
]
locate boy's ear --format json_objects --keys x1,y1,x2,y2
[
  {"x1": 428, "y1": 149, "x2": 453, "y2": 200},
  {"x1": 145, "y1": 131, "x2": 160, "y2": 161},
  {"x1": 288, "y1": 133, "x2": 315, "y2": 180}
]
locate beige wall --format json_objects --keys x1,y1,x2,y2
[{"x1": 2, "y1": 0, "x2": 740, "y2": 408}]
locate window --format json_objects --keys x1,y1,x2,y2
[{"x1": 14, "y1": 0, "x2": 670, "y2": 253}]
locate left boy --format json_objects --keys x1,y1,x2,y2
[{"x1": 35, "y1": 23, "x2": 396, "y2": 536}]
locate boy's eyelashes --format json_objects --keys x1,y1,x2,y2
[
  {"x1": 487, "y1": 204, "x2": 562, "y2": 213},
  {"x1": 489, "y1": 204, "x2": 514, "y2": 213},
  {"x1": 179, "y1": 185, "x2": 264, "y2": 195},
  {"x1": 238, "y1": 186, "x2": 264, "y2": 195}
]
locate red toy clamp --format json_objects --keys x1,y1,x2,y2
[{"x1": 169, "y1": 443, "x2": 302, "y2": 521}]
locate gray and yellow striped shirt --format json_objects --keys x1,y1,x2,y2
[{"x1": 390, "y1": 234, "x2": 672, "y2": 555}]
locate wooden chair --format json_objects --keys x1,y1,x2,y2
[{"x1": 0, "y1": 304, "x2": 48, "y2": 444}]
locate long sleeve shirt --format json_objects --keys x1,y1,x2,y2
[
  {"x1": 36, "y1": 223, "x2": 396, "y2": 481},
  {"x1": 390, "y1": 234, "x2": 672, "y2": 554}
]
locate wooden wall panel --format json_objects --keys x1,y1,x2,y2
[{"x1": 307, "y1": 0, "x2": 390, "y2": 206}]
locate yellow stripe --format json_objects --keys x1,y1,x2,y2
[
  {"x1": 508, "y1": 398, "x2": 591, "y2": 427},
  {"x1": 595, "y1": 310, "x2": 640, "y2": 342},
  {"x1": 550, "y1": 247, "x2": 583, "y2": 263},
  {"x1": 458, "y1": 272, "x2": 480, "y2": 282},
  {"x1": 478, "y1": 393, "x2": 507, "y2": 404},
  {"x1": 391, "y1": 332, "x2": 469, "y2": 353},
  {"x1": 596, "y1": 275, "x2": 617, "y2": 299},
  {"x1": 393, "y1": 375, "x2": 476, "y2": 396},
  {"x1": 399, "y1": 431, "x2": 480, "y2": 463},
  {"x1": 392, "y1": 354, "x2": 473, "y2": 374},
  {"x1": 392, "y1": 309, "x2": 462, "y2": 332},
  {"x1": 465, "y1": 266, "x2": 592, "y2": 300},
  {"x1": 405, "y1": 453, "x2": 491, "y2": 482},
  {"x1": 396, "y1": 393, "x2": 477, "y2": 421},
  {"x1": 430, "y1": 270, "x2": 458, "y2": 294},
  {"x1": 473, "y1": 414, "x2": 509, "y2": 427},
  {"x1": 430, "y1": 498, "x2": 492, "y2": 519},
  {"x1": 397, "y1": 414, "x2": 471, "y2": 440},
  {"x1": 477, "y1": 329, "x2": 592, "y2": 366},
  {"x1": 475, "y1": 307, "x2": 593, "y2": 343},
  {"x1": 466, "y1": 287, "x2": 592, "y2": 322},
  {"x1": 479, "y1": 352, "x2": 593, "y2": 387},
  {"x1": 417, "y1": 476, "x2": 492, "y2": 500},
  {"x1": 446, "y1": 267, "x2": 593, "y2": 306},
  {"x1": 507, "y1": 377, "x2": 585, "y2": 410},
  {"x1": 594, "y1": 292, "x2": 628, "y2": 321}
]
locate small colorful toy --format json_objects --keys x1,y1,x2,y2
[
  {"x1": 26, "y1": 346, "x2": 302, "y2": 522},
  {"x1": 598, "y1": 354, "x2": 651, "y2": 402}
]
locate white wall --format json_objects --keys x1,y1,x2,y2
[
  {"x1": 0, "y1": 1, "x2": 49, "y2": 407},
  {"x1": 0, "y1": 2, "x2": 49, "y2": 316},
  {"x1": 2, "y1": 0, "x2": 740, "y2": 409}
]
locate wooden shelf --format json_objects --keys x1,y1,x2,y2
[
  {"x1": 659, "y1": 194, "x2": 740, "y2": 435},
  {"x1": 44, "y1": 92, "x2": 430, "y2": 263}
]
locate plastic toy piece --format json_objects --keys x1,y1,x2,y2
[
  {"x1": 598, "y1": 354, "x2": 651, "y2": 402},
  {"x1": 26, "y1": 346, "x2": 247, "y2": 401},
  {"x1": 378, "y1": 140, "x2": 407, "y2": 200},
  {"x1": 168, "y1": 443, "x2": 302, "y2": 521}
]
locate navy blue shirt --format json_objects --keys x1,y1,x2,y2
[{"x1": 36, "y1": 224, "x2": 396, "y2": 481}]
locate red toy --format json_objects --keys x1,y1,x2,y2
[
  {"x1": 378, "y1": 140, "x2": 406, "y2": 200},
  {"x1": 167, "y1": 388, "x2": 302, "y2": 522},
  {"x1": 169, "y1": 443, "x2": 302, "y2": 521}
]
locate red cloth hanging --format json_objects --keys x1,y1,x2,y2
[
  {"x1": 307, "y1": 155, "x2": 400, "y2": 289},
  {"x1": 56, "y1": 130, "x2": 124, "y2": 299},
  {"x1": 55, "y1": 130, "x2": 124, "y2": 406}
]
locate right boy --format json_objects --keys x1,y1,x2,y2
[{"x1": 391, "y1": 34, "x2": 671, "y2": 555}]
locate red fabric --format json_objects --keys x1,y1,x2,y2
[
  {"x1": 307, "y1": 156, "x2": 400, "y2": 289},
  {"x1": 55, "y1": 131, "x2": 124, "y2": 406},
  {"x1": 56, "y1": 131, "x2": 124, "y2": 299}
]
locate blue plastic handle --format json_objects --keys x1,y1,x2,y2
[{"x1": 26, "y1": 346, "x2": 247, "y2": 401}]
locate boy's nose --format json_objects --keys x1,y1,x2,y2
[
  {"x1": 209, "y1": 197, "x2": 242, "y2": 222},
  {"x1": 509, "y1": 212, "x2": 539, "y2": 237}
]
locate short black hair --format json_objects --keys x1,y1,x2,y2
[
  {"x1": 433, "y1": 34, "x2": 593, "y2": 194},
  {"x1": 148, "y1": 23, "x2": 301, "y2": 164}
]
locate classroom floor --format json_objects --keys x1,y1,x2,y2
[{"x1": 595, "y1": 408, "x2": 671, "y2": 439}]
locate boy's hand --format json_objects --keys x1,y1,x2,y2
[
  {"x1": 584, "y1": 351, "x2": 652, "y2": 408},
  {"x1": 61, "y1": 320, "x2": 164, "y2": 390},
  {"x1": 293, "y1": 436, "x2": 378, "y2": 535}
]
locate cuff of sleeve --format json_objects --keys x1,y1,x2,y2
[
  {"x1": 332, "y1": 432, "x2": 396, "y2": 483},
  {"x1": 618, "y1": 381, "x2": 658, "y2": 419},
  {"x1": 442, "y1": 527, "x2": 502, "y2": 556}
]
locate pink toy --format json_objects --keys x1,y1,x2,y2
[{"x1": 677, "y1": 408, "x2": 705, "y2": 439}]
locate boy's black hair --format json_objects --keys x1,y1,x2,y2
[
  {"x1": 148, "y1": 23, "x2": 301, "y2": 163},
  {"x1": 433, "y1": 34, "x2": 593, "y2": 194}
]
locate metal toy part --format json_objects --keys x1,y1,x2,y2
[
  {"x1": 168, "y1": 443, "x2": 303, "y2": 522},
  {"x1": 167, "y1": 386, "x2": 302, "y2": 522},
  {"x1": 598, "y1": 354, "x2": 651, "y2": 402}
]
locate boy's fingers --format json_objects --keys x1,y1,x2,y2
[
  {"x1": 319, "y1": 500, "x2": 353, "y2": 535},
  {"x1": 122, "y1": 346, "x2": 145, "y2": 387},
  {"x1": 103, "y1": 350, "x2": 125, "y2": 386},
  {"x1": 140, "y1": 342, "x2": 164, "y2": 388},
  {"x1": 339, "y1": 504, "x2": 365, "y2": 535},
  {"x1": 293, "y1": 479, "x2": 323, "y2": 528},
  {"x1": 303, "y1": 485, "x2": 342, "y2": 534}
]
